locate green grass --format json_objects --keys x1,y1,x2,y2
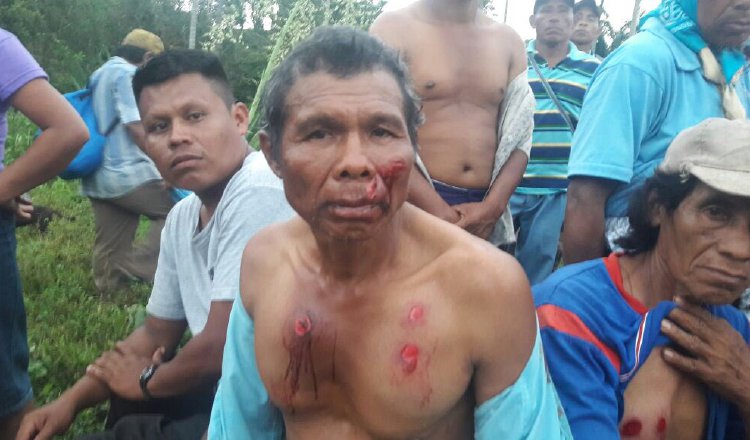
[{"x1": 7, "y1": 111, "x2": 151, "y2": 438}]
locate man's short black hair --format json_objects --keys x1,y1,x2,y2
[
  {"x1": 115, "y1": 45, "x2": 148, "y2": 64},
  {"x1": 261, "y1": 26, "x2": 423, "y2": 158},
  {"x1": 533, "y1": 0, "x2": 574, "y2": 14},
  {"x1": 574, "y1": 0, "x2": 601, "y2": 19},
  {"x1": 132, "y1": 49, "x2": 235, "y2": 107},
  {"x1": 616, "y1": 171, "x2": 699, "y2": 253}
]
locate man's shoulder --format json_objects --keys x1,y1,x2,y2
[
  {"x1": 370, "y1": 7, "x2": 415, "y2": 38},
  {"x1": 600, "y1": 28, "x2": 678, "y2": 78},
  {"x1": 533, "y1": 258, "x2": 609, "y2": 306}
]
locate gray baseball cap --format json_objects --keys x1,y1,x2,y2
[{"x1": 659, "y1": 118, "x2": 750, "y2": 198}]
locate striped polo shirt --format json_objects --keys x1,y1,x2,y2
[{"x1": 518, "y1": 41, "x2": 599, "y2": 195}]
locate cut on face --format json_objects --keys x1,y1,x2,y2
[{"x1": 262, "y1": 70, "x2": 414, "y2": 241}]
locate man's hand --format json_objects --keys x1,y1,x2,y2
[
  {"x1": 15, "y1": 398, "x2": 77, "y2": 440},
  {"x1": 661, "y1": 298, "x2": 750, "y2": 412},
  {"x1": 85, "y1": 342, "x2": 156, "y2": 401},
  {"x1": 454, "y1": 202, "x2": 500, "y2": 239},
  {"x1": 0, "y1": 196, "x2": 34, "y2": 222}
]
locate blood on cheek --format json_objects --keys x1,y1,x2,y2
[{"x1": 366, "y1": 160, "x2": 407, "y2": 200}]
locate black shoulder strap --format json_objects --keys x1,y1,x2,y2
[{"x1": 527, "y1": 53, "x2": 576, "y2": 134}]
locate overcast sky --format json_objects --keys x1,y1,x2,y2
[{"x1": 383, "y1": 0, "x2": 662, "y2": 40}]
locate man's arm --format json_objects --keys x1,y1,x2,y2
[
  {"x1": 16, "y1": 316, "x2": 185, "y2": 440},
  {"x1": 0, "y1": 79, "x2": 88, "y2": 205},
  {"x1": 407, "y1": 169, "x2": 460, "y2": 223},
  {"x1": 470, "y1": 254, "x2": 575, "y2": 438},
  {"x1": 562, "y1": 177, "x2": 618, "y2": 264},
  {"x1": 454, "y1": 149, "x2": 527, "y2": 239},
  {"x1": 86, "y1": 303, "x2": 231, "y2": 400}
]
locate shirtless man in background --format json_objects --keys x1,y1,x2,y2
[
  {"x1": 370, "y1": 0, "x2": 532, "y2": 247},
  {"x1": 208, "y1": 27, "x2": 571, "y2": 439}
]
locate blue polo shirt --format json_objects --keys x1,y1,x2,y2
[
  {"x1": 534, "y1": 254, "x2": 750, "y2": 440},
  {"x1": 568, "y1": 18, "x2": 750, "y2": 218},
  {"x1": 518, "y1": 41, "x2": 599, "y2": 196}
]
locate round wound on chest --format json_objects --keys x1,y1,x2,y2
[
  {"x1": 620, "y1": 419, "x2": 642, "y2": 437},
  {"x1": 400, "y1": 344, "x2": 420, "y2": 374}
]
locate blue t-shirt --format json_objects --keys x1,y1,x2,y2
[
  {"x1": 568, "y1": 18, "x2": 750, "y2": 218},
  {"x1": 534, "y1": 254, "x2": 750, "y2": 440}
]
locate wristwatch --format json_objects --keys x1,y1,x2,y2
[{"x1": 139, "y1": 363, "x2": 159, "y2": 400}]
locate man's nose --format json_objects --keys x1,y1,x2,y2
[
  {"x1": 720, "y1": 220, "x2": 750, "y2": 262},
  {"x1": 334, "y1": 134, "x2": 374, "y2": 180},
  {"x1": 169, "y1": 120, "x2": 190, "y2": 147}
]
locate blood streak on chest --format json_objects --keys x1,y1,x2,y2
[
  {"x1": 283, "y1": 313, "x2": 318, "y2": 408},
  {"x1": 366, "y1": 160, "x2": 407, "y2": 201}
]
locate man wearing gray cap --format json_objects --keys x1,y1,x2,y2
[
  {"x1": 82, "y1": 29, "x2": 175, "y2": 297},
  {"x1": 534, "y1": 118, "x2": 750, "y2": 439}
]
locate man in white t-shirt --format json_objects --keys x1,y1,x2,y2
[{"x1": 17, "y1": 50, "x2": 294, "y2": 440}]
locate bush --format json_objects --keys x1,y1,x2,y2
[{"x1": 8, "y1": 111, "x2": 150, "y2": 438}]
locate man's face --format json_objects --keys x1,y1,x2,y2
[
  {"x1": 532, "y1": 0, "x2": 574, "y2": 46},
  {"x1": 138, "y1": 73, "x2": 250, "y2": 193},
  {"x1": 260, "y1": 70, "x2": 414, "y2": 241},
  {"x1": 655, "y1": 182, "x2": 750, "y2": 305},
  {"x1": 698, "y1": 0, "x2": 750, "y2": 49},
  {"x1": 572, "y1": 7, "x2": 601, "y2": 48}
]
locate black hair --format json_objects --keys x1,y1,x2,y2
[
  {"x1": 261, "y1": 26, "x2": 423, "y2": 158},
  {"x1": 616, "y1": 171, "x2": 699, "y2": 254},
  {"x1": 115, "y1": 45, "x2": 148, "y2": 64},
  {"x1": 132, "y1": 49, "x2": 235, "y2": 107},
  {"x1": 574, "y1": 0, "x2": 602, "y2": 20},
  {"x1": 533, "y1": 0, "x2": 574, "y2": 14}
]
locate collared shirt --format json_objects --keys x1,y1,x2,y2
[
  {"x1": 568, "y1": 18, "x2": 750, "y2": 218},
  {"x1": 519, "y1": 40, "x2": 600, "y2": 195},
  {"x1": 81, "y1": 57, "x2": 161, "y2": 199}
]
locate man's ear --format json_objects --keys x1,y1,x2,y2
[
  {"x1": 529, "y1": 15, "x2": 536, "y2": 28},
  {"x1": 258, "y1": 130, "x2": 283, "y2": 179},
  {"x1": 647, "y1": 191, "x2": 666, "y2": 227},
  {"x1": 232, "y1": 101, "x2": 250, "y2": 136}
]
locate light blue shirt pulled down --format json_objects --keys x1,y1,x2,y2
[
  {"x1": 81, "y1": 56, "x2": 161, "y2": 199},
  {"x1": 568, "y1": 18, "x2": 750, "y2": 218},
  {"x1": 208, "y1": 300, "x2": 572, "y2": 439}
]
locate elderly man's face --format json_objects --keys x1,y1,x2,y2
[
  {"x1": 655, "y1": 182, "x2": 750, "y2": 305},
  {"x1": 262, "y1": 70, "x2": 414, "y2": 241},
  {"x1": 698, "y1": 0, "x2": 750, "y2": 49}
]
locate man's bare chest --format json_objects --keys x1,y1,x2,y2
[
  {"x1": 400, "y1": 32, "x2": 510, "y2": 106},
  {"x1": 252, "y1": 287, "x2": 473, "y2": 436},
  {"x1": 621, "y1": 350, "x2": 706, "y2": 440}
]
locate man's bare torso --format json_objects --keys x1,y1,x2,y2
[
  {"x1": 372, "y1": 6, "x2": 517, "y2": 189},
  {"x1": 246, "y1": 207, "x2": 531, "y2": 439},
  {"x1": 620, "y1": 350, "x2": 707, "y2": 439}
]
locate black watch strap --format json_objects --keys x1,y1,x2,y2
[{"x1": 139, "y1": 363, "x2": 159, "y2": 400}]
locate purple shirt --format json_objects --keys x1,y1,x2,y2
[{"x1": 0, "y1": 28, "x2": 47, "y2": 171}]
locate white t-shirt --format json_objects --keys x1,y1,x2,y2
[{"x1": 146, "y1": 152, "x2": 294, "y2": 335}]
